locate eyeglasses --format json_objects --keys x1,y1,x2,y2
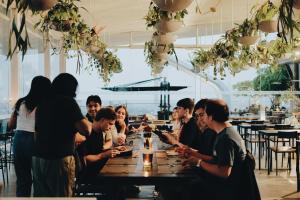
[{"x1": 194, "y1": 113, "x2": 205, "y2": 119}]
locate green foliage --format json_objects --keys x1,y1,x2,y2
[
  {"x1": 253, "y1": 1, "x2": 278, "y2": 23},
  {"x1": 278, "y1": 0, "x2": 300, "y2": 43},
  {"x1": 144, "y1": 2, "x2": 187, "y2": 28},
  {"x1": 238, "y1": 18, "x2": 258, "y2": 37},
  {"x1": 253, "y1": 65, "x2": 292, "y2": 91},
  {"x1": 233, "y1": 80, "x2": 254, "y2": 91}
]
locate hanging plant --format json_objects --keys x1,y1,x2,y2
[
  {"x1": 278, "y1": 0, "x2": 300, "y2": 44},
  {"x1": 191, "y1": 48, "x2": 213, "y2": 72},
  {"x1": 253, "y1": 0, "x2": 279, "y2": 33},
  {"x1": 88, "y1": 50, "x2": 122, "y2": 83},
  {"x1": 36, "y1": 0, "x2": 82, "y2": 33},
  {"x1": 144, "y1": 1, "x2": 187, "y2": 29},
  {"x1": 237, "y1": 18, "x2": 259, "y2": 45}
]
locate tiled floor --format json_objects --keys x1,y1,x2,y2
[{"x1": 0, "y1": 155, "x2": 299, "y2": 199}]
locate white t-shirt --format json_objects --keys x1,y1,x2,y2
[{"x1": 16, "y1": 102, "x2": 36, "y2": 133}]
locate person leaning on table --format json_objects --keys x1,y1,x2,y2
[{"x1": 182, "y1": 99, "x2": 247, "y2": 200}]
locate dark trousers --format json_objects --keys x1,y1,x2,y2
[{"x1": 13, "y1": 131, "x2": 34, "y2": 197}]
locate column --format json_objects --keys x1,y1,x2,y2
[{"x1": 44, "y1": 41, "x2": 51, "y2": 78}]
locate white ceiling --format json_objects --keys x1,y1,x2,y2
[{"x1": 78, "y1": 0, "x2": 257, "y2": 47}]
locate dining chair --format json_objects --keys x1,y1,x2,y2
[{"x1": 269, "y1": 131, "x2": 297, "y2": 175}]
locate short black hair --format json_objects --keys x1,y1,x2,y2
[
  {"x1": 94, "y1": 107, "x2": 116, "y2": 121},
  {"x1": 52, "y1": 73, "x2": 78, "y2": 98},
  {"x1": 205, "y1": 99, "x2": 229, "y2": 123},
  {"x1": 194, "y1": 99, "x2": 208, "y2": 111},
  {"x1": 86, "y1": 95, "x2": 102, "y2": 106},
  {"x1": 177, "y1": 98, "x2": 194, "y2": 114}
]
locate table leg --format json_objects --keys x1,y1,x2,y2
[
  {"x1": 258, "y1": 131, "x2": 261, "y2": 170},
  {"x1": 296, "y1": 141, "x2": 299, "y2": 191}
]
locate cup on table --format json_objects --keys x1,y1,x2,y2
[
  {"x1": 143, "y1": 131, "x2": 152, "y2": 149},
  {"x1": 142, "y1": 149, "x2": 153, "y2": 167}
]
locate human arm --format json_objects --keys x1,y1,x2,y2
[
  {"x1": 75, "y1": 118, "x2": 92, "y2": 136},
  {"x1": 85, "y1": 149, "x2": 120, "y2": 163},
  {"x1": 75, "y1": 132, "x2": 86, "y2": 146},
  {"x1": 182, "y1": 156, "x2": 232, "y2": 178},
  {"x1": 8, "y1": 112, "x2": 17, "y2": 131},
  {"x1": 177, "y1": 146, "x2": 213, "y2": 161}
]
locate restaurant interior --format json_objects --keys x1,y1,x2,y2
[{"x1": 1, "y1": 0, "x2": 300, "y2": 199}]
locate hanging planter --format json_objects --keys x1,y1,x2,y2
[
  {"x1": 155, "y1": 18, "x2": 183, "y2": 33},
  {"x1": 258, "y1": 20, "x2": 278, "y2": 33},
  {"x1": 153, "y1": 0, "x2": 192, "y2": 12},
  {"x1": 153, "y1": 33, "x2": 177, "y2": 45},
  {"x1": 294, "y1": 0, "x2": 300, "y2": 9},
  {"x1": 50, "y1": 20, "x2": 72, "y2": 32},
  {"x1": 238, "y1": 36, "x2": 259, "y2": 45},
  {"x1": 29, "y1": 0, "x2": 57, "y2": 11}
]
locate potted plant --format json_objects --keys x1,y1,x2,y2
[
  {"x1": 254, "y1": 1, "x2": 279, "y2": 33},
  {"x1": 88, "y1": 50, "x2": 122, "y2": 83},
  {"x1": 81, "y1": 27, "x2": 107, "y2": 57},
  {"x1": 191, "y1": 48, "x2": 213, "y2": 73},
  {"x1": 153, "y1": 0, "x2": 193, "y2": 12},
  {"x1": 5, "y1": 0, "x2": 57, "y2": 59},
  {"x1": 278, "y1": 0, "x2": 300, "y2": 44},
  {"x1": 144, "y1": 2, "x2": 187, "y2": 33},
  {"x1": 238, "y1": 18, "x2": 259, "y2": 45},
  {"x1": 36, "y1": 0, "x2": 82, "y2": 33}
]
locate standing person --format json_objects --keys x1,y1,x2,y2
[
  {"x1": 182, "y1": 99, "x2": 247, "y2": 200},
  {"x1": 111, "y1": 105, "x2": 129, "y2": 146},
  {"x1": 8, "y1": 76, "x2": 51, "y2": 197},
  {"x1": 32, "y1": 73, "x2": 92, "y2": 197},
  {"x1": 85, "y1": 95, "x2": 102, "y2": 122}
]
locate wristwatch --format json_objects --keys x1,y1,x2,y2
[{"x1": 196, "y1": 159, "x2": 202, "y2": 168}]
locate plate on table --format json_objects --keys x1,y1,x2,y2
[{"x1": 115, "y1": 146, "x2": 133, "y2": 157}]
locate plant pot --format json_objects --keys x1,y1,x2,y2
[
  {"x1": 29, "y1": 0, "x2": 57, "y2": 11},
  {"x1": 258, "y1": 20, "x2": 278, "y2": 33},
  {"x1": 50, "y1": 20, "x2": 72, "y2": 32},
  {"x1": 154, "y1": 53, "x2": 169, "y2": 60},
  {"x1": 155, "y1": 19, "x2": 183, "y2": 33},
  {"x1": 153, "y1": 33, "x2": 177, "y2": 45},
  {"x1": 152, "y1": 44, "x2": 170, "y2": 53},
  {"x1": 294, "y1": 0, "x2": 300, "y2": 9},
  {"x1": 151, "y1": 65, "x2": 164, "y2": 75},
  {"x1": 153, "y1": 0, "x2": 193, "y2": 12},
  {"x1": 238, "y1": 36, "x2": 259, "y2": 45}
]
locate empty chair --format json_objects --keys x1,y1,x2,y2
[{"x1": 269, "y1": 131, "x2": 298, "y2": 175}]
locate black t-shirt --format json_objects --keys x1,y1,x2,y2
[
  {"x1": 196, "y1": 128, "x2": 216, "y2": 156},
  {"x1": 86, "y1": 113, "x2": 93, "y2": 123},
  {"x1": 209, "y1": 126, "x2": 246, "y2": 198},
  {"x1": 179, "y1": 117, "x2": 199, "y2": 149},
  {"x1": 34, "y1": 95, "x2": 84, "y2": 159},
  {"x1": 82, "y1": 129, "x2": 108, "y2": 176}
]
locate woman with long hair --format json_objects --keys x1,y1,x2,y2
[
  {"x1": 8, "y1": 76, "x2": 51, "y2": 197},
  {"x1": 112, "y1": 105, "x2": 129, "y2": 146}
]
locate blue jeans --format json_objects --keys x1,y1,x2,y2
[{"x1": 13, "y1": 130, "x2": 34, "y2": 197}]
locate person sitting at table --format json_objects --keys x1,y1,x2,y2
[
  {"x1": 110, "y1": 105, "x2": 129, "y2": 146},
  {"x1": 81, "y1": 107, "x2": 120, "y2": 180},
  {"x1": 178, "y1": 99, "x2": 216, "y2": 157},
  {"x1": 161, "y1": 98, "x2": 199, "y2": 149},
  {"x1": 170, "y1": 107, "x2": 181, "y2": 137},
  {"x1": 182, "y1": 99, "x2": 248, "y2": 200},
  {"x1": 85, "y1": 95, "x2": 102, "y2": 122}
]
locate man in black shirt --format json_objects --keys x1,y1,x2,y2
[
  {"x1": 162, "y1": 98, "x2": 199, "y2": 149},
  {"x1": 182, "y1": 99, "x2": 247, "y2": 200},
  {"x1": 33, "y1": 73, "x2": 92, "y2": 197},
  {"x1": 83, "y1": 107, "x2": 119, "y2": 178}
]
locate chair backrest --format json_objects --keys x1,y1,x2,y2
[
  {"x1": 275, "y1": 124, "x2": 293, "y2": 130},
  {"x1": 250, "y1": 120, "x2": 264, "y2": 124},
  {"x1": 231, "y1": 120, "x2": 246, "y2": 126},
  {"x1": 277, "y1": 131, "x2": 298, "y2": 139},
  {"x1": 251, "y1": 124, "x2": 266, "y2": 131}
]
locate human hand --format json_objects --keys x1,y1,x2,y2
[
  {"x1": 103, "y1": 149, "x2": 120, "y2": 158},
  {"x1": 75, "y1": 132, "x2": 86, "y2": 146},
  {"x1": 117, "y1": 134, "x2": 126, "y2": 145},
  {"x1": 182, "y1": 156, "x2": 199, "y2": 168}
]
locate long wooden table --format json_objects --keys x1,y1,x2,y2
[{"x1": 95, "y1": 134, "x2": 197, "y2": 198}]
